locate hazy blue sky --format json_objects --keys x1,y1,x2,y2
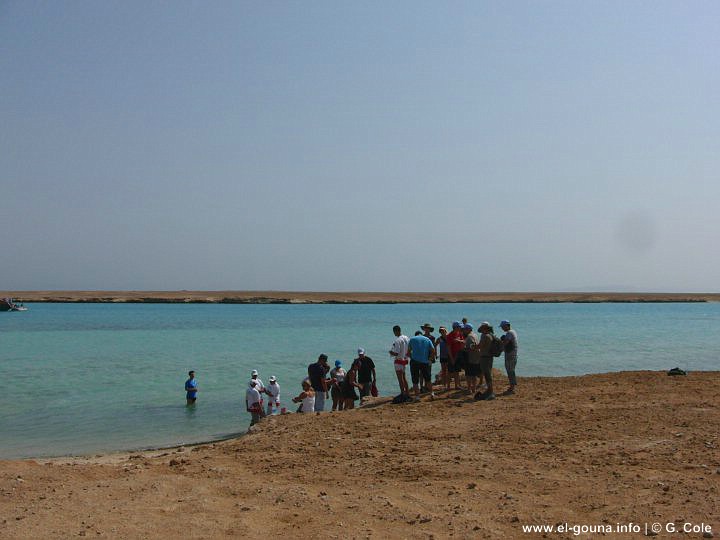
[{"x1": 2, "y1": 1, "x2": 718, "y2": 292}]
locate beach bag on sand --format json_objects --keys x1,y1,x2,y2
[
  {"x1": 490, "y1": 335, "x2": 504, "y2": 357},
  {"x1": 667, "y1": 367, "x2": 687, "y2": 376}
]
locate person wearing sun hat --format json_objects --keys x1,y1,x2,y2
[
  {"x1": 249, "y1": 369, "x2": 266, "y2": 410},
  {"x1": 474, "y1": 322, "x2": 496, "y2": 401},
  {"x1": 463, "y1": 323, "x2": 482, "y2": 395},
  {"x1": 408, "y1": 327, "x2": 436, "y2": 400},
  {"x1": 249, "y1": 369, "x2": 264, "y2": 390},
  {"x1": 420, "y1": 324, "x2": 437, "y2": 392},
  {"x1": 499, "y1": 320, "x2": 518, "y2": 395},
  {"x1": 246, "y1": 379, "x2": 264, "y2": 425},
  {"x1": 420, "y1": 323, "x2": 436, "y2": 346},
  {"x1": 266, "y1": 376, "x2": 281, "y2": 415}
]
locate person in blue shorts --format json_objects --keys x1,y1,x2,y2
[{"x1": 185, "y1": 370, "x2": 198, "y2": 405}]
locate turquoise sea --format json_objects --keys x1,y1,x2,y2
[{"x1": 1, "y1": 302, "x2": 718, "y2": 459}]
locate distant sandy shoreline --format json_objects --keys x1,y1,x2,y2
[{"x1": 3, "y1": 290, "x2": 719, "y2": 304}]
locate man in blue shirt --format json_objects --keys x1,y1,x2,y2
[
  {"x1": 185, "y1": 370, "x2": 198, "y2": 405},
  {"x1": 407, "y1": 332, "x2": 435, "y2": 400}
]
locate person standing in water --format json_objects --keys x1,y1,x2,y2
[
  {"x1": 266, "y1": 376, "x2": 281, "y2": 415},
  {"x1": 185, "y1": 370, "x2": 198, "y2": 405},
  {"x1": 246, "y1": 380, "x2": 264, "y2": 425}
]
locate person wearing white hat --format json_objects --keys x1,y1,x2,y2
[
  {"x1": 354, "y1": 348, "x2": 376, "y2": 399},
  {"x1": 249, "y1": 370, "x2": 266, "y2": 410},
  {"x1": 246, "y1": 380, "x2": 263, "y2": 426},
  {"x1": 266, "y1": 376, "x2": 281, "y2": 415}
]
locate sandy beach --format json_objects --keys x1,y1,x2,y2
[
  {"x1": 2, "y1": 371, "x2": 718, "y2": 539},
  {"x1": 2, "y1": 290, "x2": 719, "y2": 304}
]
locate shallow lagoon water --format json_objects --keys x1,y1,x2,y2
[{"x1": 1, "y1": 302, "x2": 718, "y2": 458}]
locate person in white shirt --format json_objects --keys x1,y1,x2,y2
[
  {"x1": 292, "y1": 379, "x2": 315, "y2": 413},
  {"x1": 249, "y1": 369, "x2": 266, "y2": 409},
  {"x1": 266, "y1": 376, "x2": 281, "y2": 415},
  {"x1": 245, "y1": 380, "x2": 263, "y2": 426},
  {"x1": 329, "y1": 360, "x2": 346, "y2": 411},
  {"x1": 389, "y1": 325, "x2": 410, "y2": 400}
]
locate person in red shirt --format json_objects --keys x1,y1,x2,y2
[{"x1": 446, "y1": 321, "x2": 465, "y2": 390}]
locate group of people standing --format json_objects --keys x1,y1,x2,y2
[
  {"x1": 301, "y1": 349, "x2": 377, "y2": 412},
  {"x1": 244, "y1": 370, "x2": 282, "y2": 424},
  {"x1": 183, "y1": 319, "x2": 518, "y2": 426},
  {"x1": 390, "y1": 320, "x2": 518, "y2": 402},
  {"x1": 242, "y1": 349, "x2": 377, "y2": 424}
]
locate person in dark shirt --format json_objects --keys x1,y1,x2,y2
[
  {"x1": 421, "y1": 323, "x2": 437, "y2": 346},
  {"x1": 437, "y1": 326, "x2": 450, "y2": 391},
  {"x1": 354, "y1": 348, "x2": 376, "y2": 399},
  {"x1": 341, "y1": 359, "x2": 363, "y2": 409},
  {"x1": 474, "y1": 322, "x2": 496, "y2": 401},
  {"x1": 307, "y1": 354, "x2": 330, "y2": 412}
]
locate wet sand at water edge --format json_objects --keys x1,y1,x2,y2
[{"x1": 1, "y1": 371, "x2": 718, "y2": 539}]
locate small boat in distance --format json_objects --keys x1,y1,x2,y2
[{"x1": 0, "y1": 298, "x2": 28, "y2": 312}]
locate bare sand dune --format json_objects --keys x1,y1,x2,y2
[{"x1": 2, "y1": 371, "x2": 718, "y2": 539}]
